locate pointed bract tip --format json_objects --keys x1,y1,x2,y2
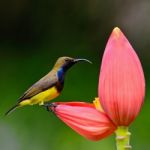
[
  {"x1": 112, "y1": 27, "x2": 122, "y2": 38},
  {"x1": 113, "y1": 27, "x2": 121, "y2": 32}
]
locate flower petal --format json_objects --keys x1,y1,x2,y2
[
  {"x1": 98, "y1": 27, "x2": 145, "y2": 126},
  {"x1": 47, "y1": 102, "x2": 116, "y2": 141}
]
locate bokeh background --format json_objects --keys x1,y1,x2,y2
[{"x1": 0, "y1": 0, "x2": 150, "y2": 150}]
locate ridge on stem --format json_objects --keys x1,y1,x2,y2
[{"x1": 115, "y1": 126, "x2": 132, "y2": 150}]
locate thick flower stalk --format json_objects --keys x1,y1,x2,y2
[{"x1": 45, "y1": 27, "x2": 145, "y2": 150}]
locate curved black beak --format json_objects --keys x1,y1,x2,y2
[{"x1": 73, "y1": 58, "x2": 92, "y2": 64}]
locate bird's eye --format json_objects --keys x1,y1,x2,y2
[{"x1": 65, "y1": 59, "x2": 70, "y2": 62}]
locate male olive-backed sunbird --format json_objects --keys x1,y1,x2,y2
[{"x1": 5, "y1": 56, "x2": 92, "y2": 115}]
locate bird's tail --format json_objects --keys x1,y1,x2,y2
[{"x1": 5, "y1": 104, "x2": 20, "y2": 116}]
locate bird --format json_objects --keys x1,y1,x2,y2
[{"x1": 5, "y1": 56, "x2": 92, "y2": 116}]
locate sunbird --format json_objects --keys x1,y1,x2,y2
[{"x1": 5, "y1": 56, "x2": 92, "y2": 116}]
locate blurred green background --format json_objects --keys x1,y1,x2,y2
[{"x1": 0, "y1": 0, "x2": 150, "y2": 150}]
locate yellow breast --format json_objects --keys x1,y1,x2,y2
[{"x1": 19, "y1": 86, "x2": 60, "y2": 106}]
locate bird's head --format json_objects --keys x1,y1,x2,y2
[{"x1": 53, "y1": 56, "x2": 92, "y2": 71}]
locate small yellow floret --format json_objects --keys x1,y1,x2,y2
[{"x1": 93, "y1": 97, "x2": 104, "y2": 112}]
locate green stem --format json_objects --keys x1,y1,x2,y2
[{"x1": 115, "y1": 126, "x2": 132, "y2": 150}]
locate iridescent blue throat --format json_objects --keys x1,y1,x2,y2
[{"x1": 57, "y1": 67, "x2": 65, "y2": 84}]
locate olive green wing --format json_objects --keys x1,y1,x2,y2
[{"x1": 19, "y1": 73, "x2": 58, "y2": 102}]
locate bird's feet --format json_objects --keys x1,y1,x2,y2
[{"x1": 44, "y1": 103, "x2": 57, "y2": 112}]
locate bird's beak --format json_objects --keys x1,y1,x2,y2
[{"x1": 73, "y1": 58, "x2": 92, "y2": 64}]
